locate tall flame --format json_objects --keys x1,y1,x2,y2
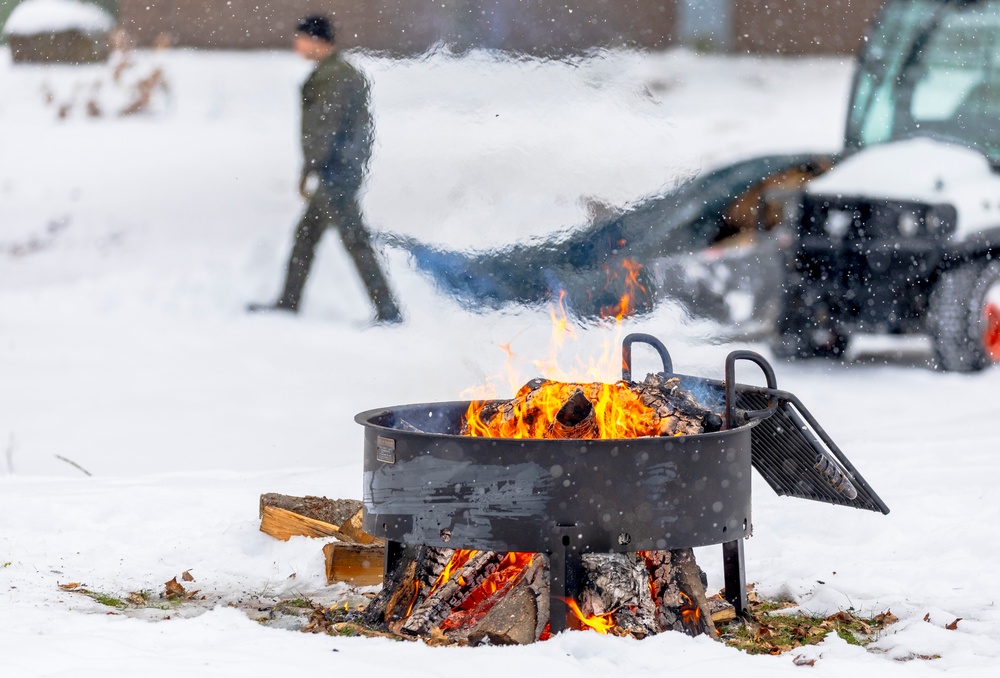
[{"x1": 462, "y1": 259, "x2": 659, "y2": 439}]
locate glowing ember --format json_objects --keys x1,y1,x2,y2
[
  {"x1": 430, "y1": 550, "x2": 536, "y2": 631},
  {"x1": 679, "y1": 592, "x2": 702, "y2": 628}
]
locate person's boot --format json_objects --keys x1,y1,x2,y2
[{"x1": 246, "y1": 298, "x2": 298, "y2": 314}]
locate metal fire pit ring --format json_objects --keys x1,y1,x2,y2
[
  {"x1": 357, "y1": 401, "x2": 754, "y2": 555},
  {"x1": 357, "y1": 334, "x2": 888, "y2": 633},
  {"x1": 356, "y1": 335, "x2": 784, "y2": 631}
]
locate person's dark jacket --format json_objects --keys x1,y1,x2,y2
[{"x1": 301, "y1": 52, "x2": 373, "y2": 193}]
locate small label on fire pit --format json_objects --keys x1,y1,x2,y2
[{"x1": 376, "y1": 436, "x2": 396, "y2": 464}]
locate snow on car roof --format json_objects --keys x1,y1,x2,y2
[{"x1": 1, "y1": 0, "x2": 114, "y2": 37}]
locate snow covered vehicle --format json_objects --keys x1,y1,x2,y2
[
  {"x1": 771, "y1": 0, "x2": 1000, "y2": 371},
  {"x1": 402, "y1": 0, "x2": 1000, "y2": 371}
]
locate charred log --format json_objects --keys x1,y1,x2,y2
[
  {"x1": 580, "y1": 553, "x2": 659, "y2": 637},
  {"x1": 634, "y1": 374, "x2": 723, "y2": 435},
  {"x1": 362, "y1": 545, "x2": 426, "y2": 628},
  {"x1": 463, "y1": 374, "x2": 721, "y2": 439},
  {"x1": 549, "y1": 389, "x2": 600, "y2": 438},
  {"x1": 643, "y1": 549, "x2": 717, "y2": 637},
  {"x1": 398, "y1": 551, "x2": 508, "y2": 636},
  {"x1": 466, "y1": 555, "x2": 549, "y2": 646}
]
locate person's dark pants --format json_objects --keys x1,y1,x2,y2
[{"x1": 277, "y1": 187, "x2": 401, "y2": 322}]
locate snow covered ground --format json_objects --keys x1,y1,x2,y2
[{"x1": 1, "y1": 44, "x2": 998, "y2": 675}]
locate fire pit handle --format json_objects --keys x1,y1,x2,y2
[
  {"x1": 621, "y1": 333, "x2": 673, "y2": 382},
  {"x1": 724, "y1": 350, "x2": 778, "y2": 429}
]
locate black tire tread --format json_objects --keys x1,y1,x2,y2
[{"x1": 928, "y1": 261, "x2": 996, "y2": 372}]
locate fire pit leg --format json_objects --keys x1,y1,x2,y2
[
  {"x1": 383, "y1": 539, "x2": 409, "y2": 580},
  {"x1": 722, "y1": 539, "x2": 748, "y2": 616},
  {"x1": 548, "y1": 531, "x2": 582, "y2": 635}
]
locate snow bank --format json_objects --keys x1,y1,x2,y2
[{"x1": 2, "y1": 0, "x2": 114, "y2": 37}]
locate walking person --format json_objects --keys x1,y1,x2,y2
[{"x1": 250, "y1": 15, "x2": 402, "y2": 323}]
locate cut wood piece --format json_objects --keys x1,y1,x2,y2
[
  {"x1": 706, "y1": 596, "x2": 737, "y2": 624},
  {"x1": 466, "y1": 556, "x2": 548, "y2": 645},
  {"x1": 339, "y1": 508, "x2": 381, "y2": 545},
  {"x1": 259, "y1": 505, "x2": 345, "y2": 542},
  {"x1": 259, "y1": 493, "x2": 362, "y2": 528},
  {"x1": 398, "y1": 550, "x2": 507, "y2": 636},
  {"x1": 643, "y1": 548, "x2": 717, "y2": 637},
  {"x1": 363, "y1": 545, "x2": 426, "y2": 628},
  {"x1": 580, "y1": 552, "x2": 659, "y2": 637},
  {"x1": 323, "y1": 542, "x2": 386, "y2": 586},
  {"x1": 635, "y1": 374, "x2": 722, "y2": 435}
]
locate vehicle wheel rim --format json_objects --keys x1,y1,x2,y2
[{"x1": 983, "y1": 302, "x2": 1000, "y2": 361}]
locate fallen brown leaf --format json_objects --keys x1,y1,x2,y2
[
  {"x1": 945, "y1": 618, "x2": 962, "y2": 630},
  {"x1": 923, "y1": 613, "x2": 931, "y2": 622},
  {"x1": 875, "y1": 610, "x2": 899, "y2": 625},
  {"x1": 127, "y1": 591, "x2": 148, "y2": 606},
  {"x1": 793, "y1": 655, "x2": 817, "y2": 666},
  {"x1": 163, "y1": 577, "x2": 186, "y2": 599},
  {"x1": 58, "y1": 582, "x2": 83, "y2": 590},
  {"x1": 181, "y1": 570, "x2": 195, "y2": 582}
]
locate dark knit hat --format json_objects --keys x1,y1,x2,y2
[{"x1": 295, "y1": 15, "x2": 335, "y2": 43}]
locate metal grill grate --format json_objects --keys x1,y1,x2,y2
[{"x1": 737, "y1": 390, "x2": 889, "y2": 514}]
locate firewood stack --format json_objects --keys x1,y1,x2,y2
[{"x1": 259, "y1": 493, "x2": 384, "y2": 587}]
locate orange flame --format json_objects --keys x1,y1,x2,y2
[
  {"x1": 679, "y1": 591, "x2": 702, "y2": 628},
  {"x1": 464, "y1": 379, "x2": 661, "y2": 440},
  {"x1": 459, "y1": 259, "x2": 648, "y2": 409},
  {"x1": 564, "y1": 598, "x2": 615, "y2": 634}
]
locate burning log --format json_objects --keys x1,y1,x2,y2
[
  {"x1": 643, "y1": 549, "x2": 717, "y2": 637},
  {"x1": 360, "y1": 544, "x2": 719, "y2": 644},
  {"x1": 363, "y1": 545, "x2": 427, "y2": 630},
  {"x1": 466, "y1": 555, "x2": 549, "y2": 645},
  {"x1": 398, "y1": 550, "x2": 509, "y2": 636},
  {"x1": 579, "y1": 553, "x2": 659, "y2": 637},
  {"x1": 634, "y1": 374, "x2": 723, "y2": 436},
  {"x1": 462, "y1": 373, "x2": 720, "y2": 439}
]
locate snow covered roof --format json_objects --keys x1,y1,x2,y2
[{"x1": 2, "y1": 0, "x2": 115, "y2": 38}]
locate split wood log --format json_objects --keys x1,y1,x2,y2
[
  {"x1": 259, "y1": 505, "x2": 345, "y2": 542},
  {"x1": 397, "y1": 550, "x2": 507, "y2": 636},
  {"x1": 634, "y1": 374, "x2": 723, "y2": 435},
  {"x1": 548, "y1": 389, "x2": 600, "y2": 439},
  {"x1": 338, "y1": 508, "x2": 381, "y2": 545},
  {"x1": 580, "y1": 552, "x2": 659, "y2": 637},
  {"x1": 643, "y1": 548, "x2": 717, "y2": 637},
  {"x1": 259, "y1": 494, "x2": 362, "y2": 528},
  {"x1": 466, "y1": 555, "x2": 549, "y2": 646},
  {"x1": 363, "y1": 545, "x2": 426, "y2": 629},
  {"x1": 323, "y1": 542, "x2": 386, "y2": 586},
  {"x1": 706, "y1": 596, "x2": 737, "y2": 624}
]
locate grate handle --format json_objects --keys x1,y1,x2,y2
[
  {"x1": 724, "y1": 350, "x2": 778, "y2": 429},
  {"x1": 621, "y1": 333, "x2": 673, "y2": 382}
]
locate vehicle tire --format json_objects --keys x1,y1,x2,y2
[{"x1": 928, "y1": 261, "x2": 1000, "y2": 372}]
